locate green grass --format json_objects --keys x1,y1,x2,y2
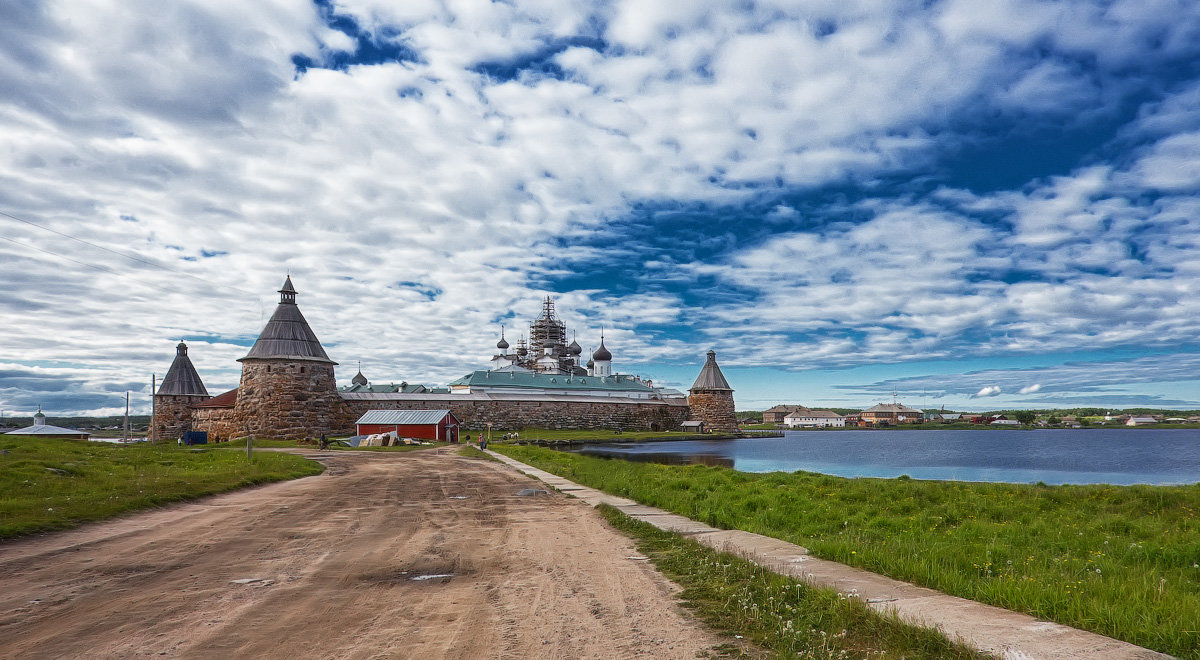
[
  {"x1": 458, "y1": 445, "x2": 503, "y2": 462},
  {"x1": 0, "y1": 436, "x2": 323, "y2": 540},
  {"x1": 599, "y1": 505, "x2": 985, "y2": 659},
  {"x1": 495, "y1": 445, "x2": 1200, "y2": 658}
]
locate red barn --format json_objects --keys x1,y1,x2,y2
[{"x1": 355, "y1": 409, "x2": 461, "y2": 442}]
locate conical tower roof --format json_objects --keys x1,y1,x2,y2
[
  {"x1": 240, "y1": 277, "x2": 335, "y2": 364},
  {"x1": 157, "y1": 341, "x2": 209, "y2": 396},
  {"x1": 690, "y1": 350, "x2": 732, "y2": 392}
]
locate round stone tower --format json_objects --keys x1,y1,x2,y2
[
  {"x1": 232, "y1": 276, "x2": 346, "y2": 440},
  {"x1": 152, "y1": 341, "x2": 211, "y2": 442},
  {"x1": 687, "y1": 350, "x2": 737, "y2": 431}
]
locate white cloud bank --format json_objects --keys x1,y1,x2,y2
[{"x1": 2, "y1": 1, "x2": 1200, "y2": 413}]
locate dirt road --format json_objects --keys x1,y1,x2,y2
[{"x1": 0, "y1": 448, "x2": 734, "y2": 659}]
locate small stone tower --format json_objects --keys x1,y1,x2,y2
[
  {"x1": 232, "y1": 276, "x2": 345, "y2": 440},
  {"x1": 152, "y1": 341, "x2": 211, "y2": 442},
  {"x1": 687, "y1": 350, "x2": 737, "y2": 431}
]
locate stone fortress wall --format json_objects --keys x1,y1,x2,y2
[
  {"x1": 157, "y1": 278, "x2": 736, "y2": 441},
  {"x1": 339, "y1": 395, "x2": 691, "y2": 432},
  {"x1": 232, "y1": 360, "x2": 349, "y2": 440},
  {"x1": 151, "y1": 394, "x2": 207, "y2": 441}
]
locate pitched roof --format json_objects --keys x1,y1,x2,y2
[
  {"x1": 240, "y1": 277, "x2": 335, "y2": 364},
  {"x1": 5, "y1": 423, "x2": 89, "y2": 437},
  {"x1": 765, "y1": 404, "x2": 808, "y2": 414},
  {"x1": 157, "y1": 341, "x2": 209, "y2": 396},
  {"x1": 690, "y1": 350, "x2": 732, "y2": 392},
  {"x1": 862, "y1": 402, "x2": 923, "y2": 414},
  {"x1": 194, "y1": 388, "x2": 238, "y2": 408},
  {"x1": 355, "y1": 409, "x2": 454, "y2": 426}
]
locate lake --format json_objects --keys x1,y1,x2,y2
[{"x1": 573, "y1": 428, "x2": 1200, "y2": 485}]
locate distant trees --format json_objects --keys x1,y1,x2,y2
[{"x1": 1014, "y1": 411, "x2": 1037, "y2": 425}]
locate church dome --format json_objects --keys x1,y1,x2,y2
[
  {"x1": 497, "y1": 337, "x2": 510, "y2": 350},
  {"x1": 568, "y1": 339, "x2": 582, "y2": 355},
  {"x1": 592, "y1": 338, "x2": 612, "y2": 362},
  {"x1": 352, "y1": 370, "x2": 368, "y2": 386}
]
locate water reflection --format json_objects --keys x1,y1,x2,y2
[{"x1": 576, "y1": 447, "x2": 734, "y2": 468}]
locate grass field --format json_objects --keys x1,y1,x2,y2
[
  {"x1": 600, "y1": 505, "x2": 984, "y2": 659},
  {"x1": 0, "y1": 436, "x2": 323, "y2": 539},
  {"x1": 495, "y1": 445, "x2": 1200, "y2": 658}
]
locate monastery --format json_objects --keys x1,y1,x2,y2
[{"x1": 152, "y1": 277, "x2": 736, "y2": 441}]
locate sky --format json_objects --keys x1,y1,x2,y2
[{"x1": 4, "y1": 0, "x2": 1200, "y2": 417}]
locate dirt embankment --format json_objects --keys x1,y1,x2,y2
[{"x1": 0, "y1": 448, "x2": 733, "y2": 659}]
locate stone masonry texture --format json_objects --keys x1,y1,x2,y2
[
  {"x1": 688, "y1": 390, "x2": 737, "y2": 431},
  {"x1": 231, "y1": 360, "x2": 349, "y2": 440}
]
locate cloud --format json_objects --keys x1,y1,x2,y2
[
  {"x1": 4, "y1": 1, "x2": 1200, "y2": 413},
  {"x1": 1018, "y1": 383, "x2": 1041, "y2": 394},
  {"x1": 975, "y1": 386, "x2": 1002, "y2": 397}
]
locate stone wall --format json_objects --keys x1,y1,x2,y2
[
  {"x1": 233, "y1": 359, "x2": 352, "y2": 440},
  {"x1": 151, "y1": 394, "x2": 209, "y2": 442},
  {"x1": 687, "y1": 390, "x2": 737, "y2": 431},
  {"x1": 191, "y1": 406, "x2": 242, "y2": 442},
  {"x1": 340, "y1": 396, "x2": 690, "y2": 432}
]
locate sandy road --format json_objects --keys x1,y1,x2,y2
[{"x1": 0, "y1": 447, "x2": 734, "y2": 659}]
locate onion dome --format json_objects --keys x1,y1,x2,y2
[
  {"x1": 351, "y1": 370, "x2": 368, "y2": 386},
  {"x1": 586, "y1": 358, "x2": 594, "y2": 369},
  {"x1": 592, "y1": 336, "x2": 612, "y2": 362},
  {"x1": 568, "y1": 338, "x2": 582, "y2": 355},
  {"x1": 497, "y1": 327, "x2": 510, "y2": 350}
]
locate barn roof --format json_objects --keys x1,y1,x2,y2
[
  {"x1": 240, "y1": 277, "x2": 335, "y2": 364},
  {"x1": 157, "y1": 341, "x2": 209, "y2": 396},
  {"x1": 690, "y1": 350, "x2": 732, "y2": 392},
  {"x1": 356, "y1": 409, "x2": 454, "y2": 426},
  {"x1": 194, "y1": 388, "x2": 238, "y2": 408}
]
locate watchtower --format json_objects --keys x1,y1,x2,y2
[
  {"x1": 232, "y1": 276, "x2": 345, "y2": 440},
  {"x1": 687, "y1": 350, "x2": 737, "y2": 431},
  {"x1": 152, "y1": 341, "x2": 211, "y2": 442}
]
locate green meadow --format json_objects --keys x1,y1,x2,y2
[
  {"x1": 0, "y1": 437, "x2": 323, "y2": 539},
  {"x1": 495, "y1": 445, "x2": 1200, "y2": 658},
  {"x1": 600, "y1": 505, "x2": 984, "y2": 659}
]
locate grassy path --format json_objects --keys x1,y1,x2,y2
[
  {"x1": 494, "y1": 444, "x2": 1200, "y2": 658},
  {"x1": 1, "y1": 437, "x2": 322, "y2": 539}
]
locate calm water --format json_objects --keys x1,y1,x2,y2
[{"x1": 574, "y1": 429, "x2": 1200, "y2": 485}]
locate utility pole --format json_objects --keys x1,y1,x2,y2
[
  {"x1": 123, "y1": 392, "x2": 130, "y2": 442},
  {"x1": 150, "y1": 374, "x2": 156, "y2": 443}
]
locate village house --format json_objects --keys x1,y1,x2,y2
[
  {"x1": 860, "y1": 401, "x2": 924, "y2": 425},
  {"x1": 783, "y1": 409, "x2": 845, "y2": 428},
  {"x1": 762, "y1": 404, "x2": 809, "y2": 424}
]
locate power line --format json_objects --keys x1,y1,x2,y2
[{"x1": 0, "y1": 209, "x2": 260, "y2": 297}]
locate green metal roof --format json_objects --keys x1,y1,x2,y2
[{"x1": 449, "y1": 370, "x2": 656, "y2": 393}]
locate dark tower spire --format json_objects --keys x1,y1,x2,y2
[
  {"x1": 241, "y1": 276, "x2": 334, "y2": 363},
  {"x1": 279, "y1": 275, "x2": 297, "y2": 304},
  {"x1": 157, "y1": 340, "x2": 209, "y2": 396}
]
